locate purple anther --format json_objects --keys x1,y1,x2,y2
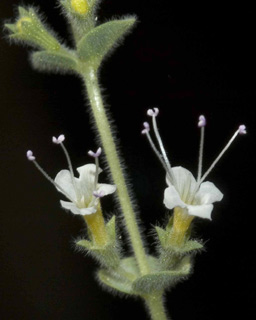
[
  {"x1": 238, "y1": 125, "x2": 247, "y2": 134},
  {"x1": 93, "y1": 190, "x2": 105, "y2": 198},
  {"x1": 147, "y1": 108, "x2": 159, "y2": 117},
  {"x1": 26, "y1": 150, "x2": 35, "y2": 161},
  {"x1": 141, "y1": 121, "x2": 150, "y2": 134},
  {"x1": 52, "y1": 134, "x2": 65, "y2": 144},
  {"x1": 88, "y1": 147, "x2": 102, "y2": 158},
  {"x1": 198, "y1": 115, "x2": 206, "y2": 127}
]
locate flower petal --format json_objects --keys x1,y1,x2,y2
[
  {"x1": 76, "y1": 164, "x2": 102, "y2": 202},
  {"x1": 60, "y1": 200, "x2": 82, "y2": 215},
  {"x1": 195, "y1": 181, "x2": 223, "y2": 205},
  {"x1": 187, "y1": 204, "x2": 213, "y2": 220},
  {"x1": 55, "y1": 170, "x2": 77, "y2": 201},
  {"x1": 164, "y1": 185, "x2": 186, "y2": 210},
  {"x1": 167, "y1": 167, "x2": 197, "y2": 202},
  {"x1": 80, "y1": 206, "x2": 97, "y2": 215},
  {"x1": 98, "y1": 183, "x2": 116, "y2": 196},
  {"x1": 60, "y1": 200, "x2": 97, "y2": 215}
]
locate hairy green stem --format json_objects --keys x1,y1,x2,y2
[
  {"x1": 82, "y1": 66, "x2": 150, "y2": 275},
  {"x1": 144, "y1": 293, "x2": 169, "y2": 320}
]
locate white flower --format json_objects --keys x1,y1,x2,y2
[
  {"x1": 55, "y1": 163, "x2": 116, "y2": 216},
  {"x1": 164, "y1": 166, "x2": 223, "y2": 220},
  {"x1": 142, "y1": 110, "x2": 246, "y2": 220},
  {"x1": 26, "y1": 136, "x2": 116, "y2": 216}
]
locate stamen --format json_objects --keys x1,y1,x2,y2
[
  {"x1": 93, "y1": 190, "x2": 105, "y2": 198},
  {"x1": 27, "y1": 150, "x2": 35, "y2": 161},
  {"x1": 26, "y1": 150, "x2": 75, "y2": 203},
  {"x1": 238, "y1": 125, "x2": 246, "y2": 134},
  {"x1": 148, "y1": 109, "x2": 176, "y2": 185},
  {"x1": 141, "y1": 122, "x2": 150, "y2": 134},
  {"x1": 197, "y1": 115, "x2": 206, "y2": 182},
  {"x1": 198, "y1": 115, "x2": 206, "y2": 128},
  {"x1": 52, "y1": 134, "x2": 65, "y2": 144},
  {"x1": 53, "y1": 134, "x2": 79, "y2": 198},
  {"x1": 88, "y1": 147, "x2": 102, "y2": 158},
  {"x1": 88, "y1": 148, "x2": 101, "y2": 189},
  {"x1": 147, "y1": 108, "x2": 159, "y2": 117},
  {"x1": 199, "y1": 124, "x2": 247, "y2": 184},
  {"x1": 142, "y1": 123, "x2": 175, "y2": 183}
]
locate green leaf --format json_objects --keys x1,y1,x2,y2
[
  {"x1": 31, "y1": 51, "x2": 78, "y2": 73},
  {"x1": 97, "y1": 257, "x2": 139, "y2": 295},
  {"x1": 132, "y1": 270, "x2": 188, "y2": 294},
  {"x1": 132, "y1": 257, "x2": 191, "y2": 294},
  {"x1": 98, "y1": 268, "x2": 134, "y2": 295},
  {"x1": 77, "y1": 18, "x2": 136, "y2": 68}
]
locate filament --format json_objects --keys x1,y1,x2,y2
[
  {"x1": 199, "y1": 129, "x2": 240, "y2": 184},
  {"x1": 94, "y1": 156, "x2": 99, "y2": 190},
  {"x1": 144, "y1": 130, "x2": 174, "y2": 183},
  {"x1": 59, "y1": 142, "x2": 80, "y2": 198},
  {"x1": 197, "y1": 126, "x2": 205, "y2": 182},
  {"x1": 31, "y1": 160, "x2": 75, "y2": 203},
  {"x1": 151, "y1": 115, "x2": 176, "y2": 185}
]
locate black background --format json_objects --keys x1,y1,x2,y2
[{"x1": 0, "y1": 1, "x2": 255, "y2": 319}]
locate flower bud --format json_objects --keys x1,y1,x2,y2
[
  {"x1": 5, "y1": 7, "x2": 61, "y2": 51},
  {"x1": 71, "y1": 0, "x2": 89, "y2": 15}
]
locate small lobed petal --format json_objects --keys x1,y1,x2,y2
[
  {"x1": 55, "y1": 170, "x2": 77, "y2": 201},
  {"x1": 187, "y1": 204, "x2": 213, "y2": 220},
  {"x1": 93, "y1": 190, "x2": 105, "y2": 198},
  {"x1": 164, "y1": 185, "x2": 186, "y2": 210},
  {"x1": 195, "y1": 181, "x2": 223, "y2": 205},
  {"x1": 167, "y1": 167, "x2": 197, "y2": 202},
  {"x1": 60, "y1": 200, "x2": 97, "y2": 216},
  {"x1": 80, "y1": 206, "x2": 97, "y2": 215},
  {"x1": 60, "y1": 200, "x2": 82, "y2": 215},
  {"x1": 76, "y1": 164, "x2": 102, "y2": 202},
  {"x1": 97, "y1": 183, "x2": 116, "y2": 196}
]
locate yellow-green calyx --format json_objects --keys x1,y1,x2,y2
[
  {"x1": 84, "y1": 205, "x2": 109, "y2": 246},
  {"x1": 168, "y1": 207, "x2": 194, "y2": 247}
]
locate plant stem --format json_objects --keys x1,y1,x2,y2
[
  {"x1": 144, "y1": 293, "x2": 169, "y2": 320},
  {"x1": 82, "y1": 66, "x2": 150, "y2": 275}
]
